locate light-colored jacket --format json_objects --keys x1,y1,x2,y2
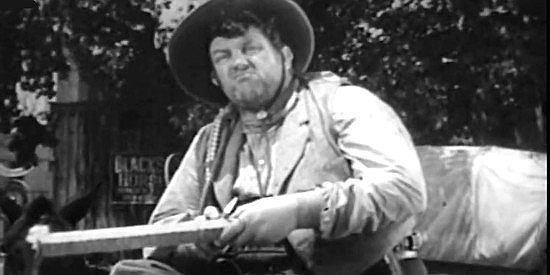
[{"x1": 150, "y1": 72, "x2": 427, "y2": 275}]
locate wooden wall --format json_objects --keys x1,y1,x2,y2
[
  {"x1": 49, "y1": 46, "x2": 183, "y2": 233},
  {"x1": 51, "y1": 99, "x2": 180, "y2": 231}
]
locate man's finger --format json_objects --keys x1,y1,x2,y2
[
  {"x1": 218, "y1": 218, "x2": 246, "y2": 247},
  {"x1": 231, "y1": 228, "x2": 256, "y2": 248},
  {"x1": 228, "y1": 206, "x2": 246, "y2": 219},
  {"x1": 204, "y1": 205, "x2": 221, "y2": 220},
  {"x1": 193, "y1": 242, "x2": 214, "y2": 261},
  {"x1": 195, "y1": 240, "x2": 225, "y2": 261}
]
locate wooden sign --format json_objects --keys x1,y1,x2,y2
[{"x1": 112, "y1": 154, "x2": 166, "y2": 205}]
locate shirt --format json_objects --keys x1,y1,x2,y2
[{"x1": 233, "y1": 91, "x2": 299, "y2": 199}]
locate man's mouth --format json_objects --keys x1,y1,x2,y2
[{"x1": 234, "y1": 72, "x2": 255, "y2": 81}]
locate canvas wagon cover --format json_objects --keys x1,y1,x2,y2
[{"x1": 414, "y1": 146, "x2": 547, "y2": 271}]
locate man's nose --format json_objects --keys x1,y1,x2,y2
[{"x1": 230, "y1": 51, "x2": 250, "y2": 70}]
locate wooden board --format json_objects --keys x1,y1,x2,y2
[{"x1": 37, "y1": 219, "x2": 228, "y2": 257}]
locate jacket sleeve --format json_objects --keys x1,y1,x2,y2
[
  {"x1": 317, "y1": 85, "x2": 427, "y2": 239},
  {"x1": 148, "y1": 126, "x2": 210, "y2": 225}
]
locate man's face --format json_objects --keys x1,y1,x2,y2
[{"x1": 209, "y1": 27, "x2": 293, "y2": 111}]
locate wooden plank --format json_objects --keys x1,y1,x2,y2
[{"x1": 37, "y1": 219, "x2": 228, "y2": 257}]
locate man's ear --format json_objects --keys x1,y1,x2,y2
[
  {"x1": 59, "y1": 183, "x2": 101, "y2": 227},
  {"x1": 281, "y1": 46, "x2": 294, "y2": 71},
  {"x1": 210, "y1": 71, "x2": 220, "y2": 87}
]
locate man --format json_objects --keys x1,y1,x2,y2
[{"x1": 111, "y1": 0, "x2": 427, "y2": 274}]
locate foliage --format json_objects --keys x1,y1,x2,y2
[
  {"x1": 300, "y1": 0, "x2": 546, "y2": 151},
  {"x1": 0, "y1": 0, "x2": 200, "y2": 163},
  {"x1": 8, "y1": 115, "x2": 57, "y2": 167},
  {"x1": 0, "y1": 7, "x2": 60, "y2": 132},
  {"x1": 1, "y1": 0, "x2": 546, "y2": 153}
]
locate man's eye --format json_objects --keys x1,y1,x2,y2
[
  {"x1": 244, "y1": 45, "x2": 261, "y2": 54},
  {"x1": 213, "y1": 54, "x2": 229, "y2": 63}
]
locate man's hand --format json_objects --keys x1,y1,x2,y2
[
  {"x1": 219, "y1": 195, "x2": 299, "y2": 247},
  {"x1": 193, "y1": 206, "x2": 225, "y2": 261},
  {"x1": 218, "y1": 191, "x2": 325, "y2": 248}
]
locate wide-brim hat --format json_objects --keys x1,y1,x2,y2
[{"x1": 168, "y1": 0, "x2": 314, "y2": 106}]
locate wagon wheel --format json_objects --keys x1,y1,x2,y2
[{"x1": 0, "y1": 162, "x2": 34, "y2": 178}]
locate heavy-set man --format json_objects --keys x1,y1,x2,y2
[{"x1": 111, "y1": 0, "x2": 427, "y2": 274}]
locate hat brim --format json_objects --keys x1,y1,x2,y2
[{"x1": 168, "y1": 0, "x2": 314, "y2": 105}]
